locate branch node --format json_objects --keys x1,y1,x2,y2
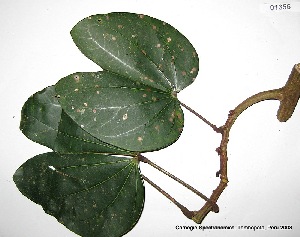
[{"x1": 215, "y1": 147, "x2": 221, "y2": 156}]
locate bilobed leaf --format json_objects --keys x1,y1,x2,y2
[
  {"x1": 16, "y1": 12, "x2": 200, "y2": 237},
  {"x1": 13, "y1": 152, "x2": 144, "y2": 237},
  {"x1": 71, "y1": 12, "x2": 199, "y2": 92},
  {"x1": 55, "y1": 71, "x2": 184, "y2": 152},
  {"x1": 20, "y1": 86, "x2": 131, "y2": 154}
]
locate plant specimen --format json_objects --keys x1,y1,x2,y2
[{"x1": 14, "y1": 12, "x2": 300, "y2": 237}]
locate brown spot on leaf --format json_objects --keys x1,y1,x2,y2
[{"x1": 177, "y1": 112, "x2": 182, "y2": 120}]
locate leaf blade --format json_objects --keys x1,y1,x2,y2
[
  {"x1": 20, "y1": 86, "x2": 131, "y2": 154},
  {"x1": 13, "y1": 152, "x2": 144, "y2": 237},
  {"x1": 71, "y1": 12, "x2": 199, "y2": 92},
  {"x1": 55, "y1": 71, "x2": 184, "y2": 152}
]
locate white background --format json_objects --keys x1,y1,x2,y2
[{"x1": 1, "y1": 0, "x2": 300, "y2": 236}]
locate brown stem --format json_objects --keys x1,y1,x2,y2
[
  {"x1": 277, "y1": 63, "x2": 300, "y2": 121},
  {"x1": 192, "y1": 63, "x2": 300, "y2": 224}
]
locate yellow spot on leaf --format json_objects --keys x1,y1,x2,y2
[
  {"x1": 137, "y1": 136, "x2": 143, "y2": 143},
  {"x1": 74, "y1": 75, "x2": 80, "y2": 83},
  {"x1": 190, "y1": 67, "x2": 197, "y2": 74}
]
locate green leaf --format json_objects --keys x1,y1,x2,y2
[
  {"x1": 13, "y1": 152, "x2": 144, "y2": 237},
  {"x1": 20, "y1": 86, "x2": 132, "y2": 154},
  {"x1": 55, "y1": 71, "x2": 184, "y2": 152},
  {"x1": 16, "y1": 13, "x2": 200, "y2": 236},
  {"x1": 71, "y1": 12, "x2": 199, "y2": 92}
]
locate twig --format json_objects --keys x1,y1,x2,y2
[{"x1": 192, "y1": 63, "x2": 300, "y2": 224}]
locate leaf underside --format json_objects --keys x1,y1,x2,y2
[{"x1": 13, "y1": 153, "x2": 145, "y2": 237}]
